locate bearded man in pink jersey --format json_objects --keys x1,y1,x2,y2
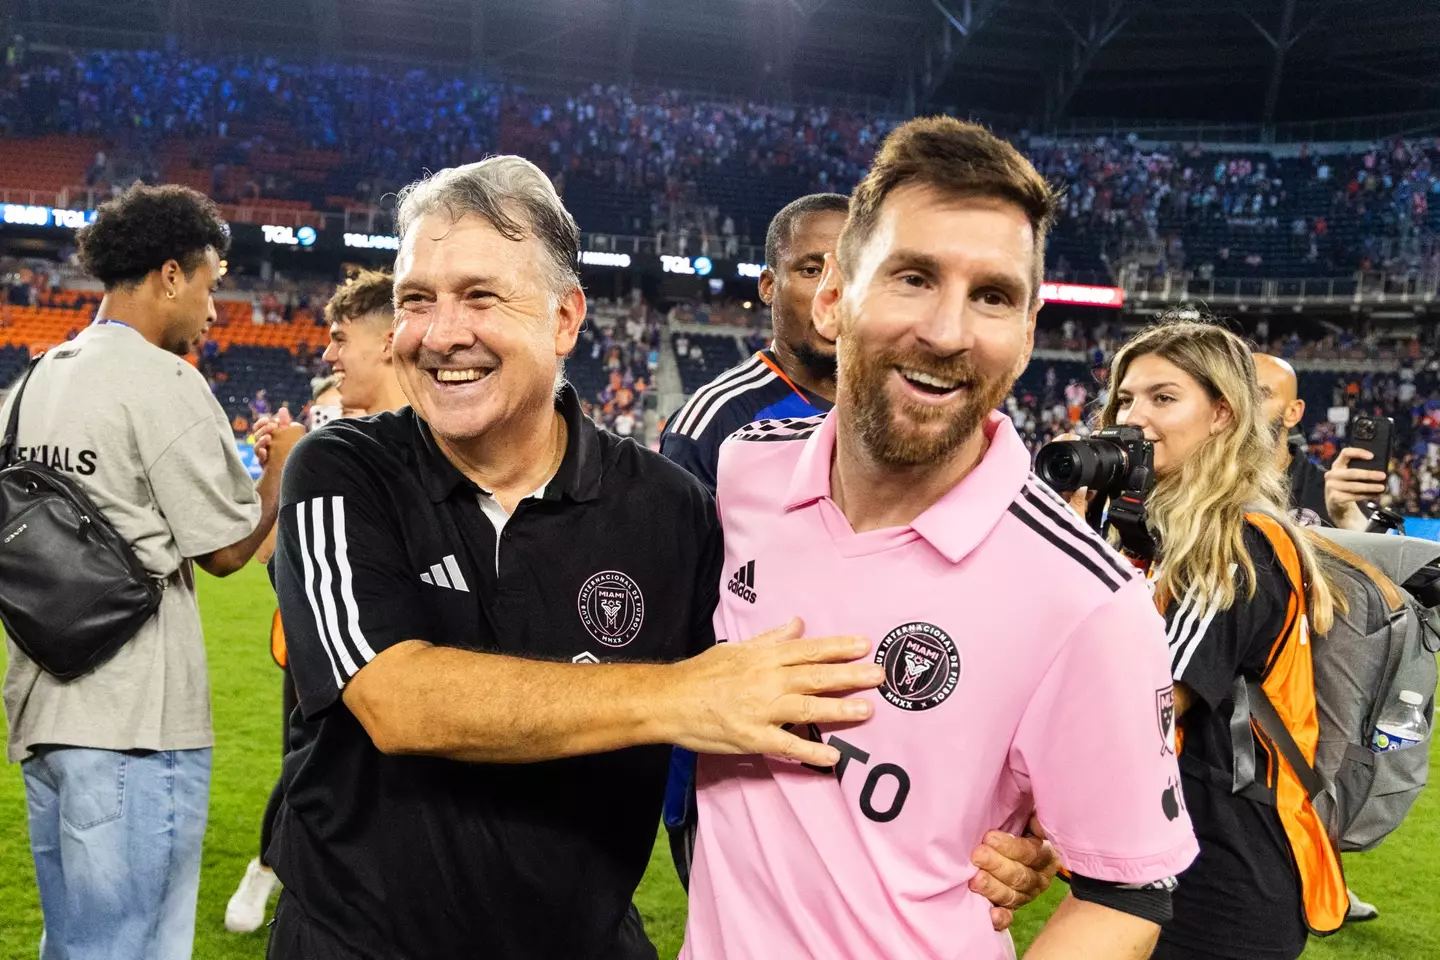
[{"x1": 682, "y1": 118, "x2": 1199, "y2": 960}]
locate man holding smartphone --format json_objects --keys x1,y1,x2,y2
[{"x1": 1253, "y1": 354, "x2": 1388, "y2": 531}]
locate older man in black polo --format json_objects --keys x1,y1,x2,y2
[{"x1": 268, "y1": 156, "x2": 1042, "y2": 960}]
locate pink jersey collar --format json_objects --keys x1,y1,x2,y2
[{"x1": 783, "y1": 410, "x2": 1032, "y2": 563}]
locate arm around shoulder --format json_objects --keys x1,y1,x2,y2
[{"x1": 333, "y1": 620, "x2": 881, "y2": 767}]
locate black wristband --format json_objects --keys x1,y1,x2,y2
[{"x1": 1069, "y1": 872, "x2": 1175, "y2": 926}]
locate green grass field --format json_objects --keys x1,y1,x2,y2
[{"x1": 0, "y1": 563, "x2": 1435, "y2": 958}]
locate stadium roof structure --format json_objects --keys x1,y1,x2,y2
[{"x1": 15, "y1": 0, "x2": 1440, "y2": 136}]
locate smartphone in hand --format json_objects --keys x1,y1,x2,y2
[{"x1": 1349, "y1": 415, "x2": 1394, "y2": 474}]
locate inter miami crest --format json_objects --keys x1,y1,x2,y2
[
  {"x1": 1156, "y1": 685, "x2": 1176, "y2": 756},
  {"x1": 874, "y1": 622, "x2": 960, "y2": 712},
  {"x1": 577, "y1": 570, "x2": 645, "y2": 647}
]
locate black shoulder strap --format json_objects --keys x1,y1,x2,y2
[
  {"x1": 1, "y1": 355, "x2": 44, "y2": 469},
  {"x1": 1246, "y1": 678, "x2": 1329, "y2": 803}
]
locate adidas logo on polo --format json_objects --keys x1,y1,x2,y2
[
  {"x1": 727, "y1": 560, "x2": 757, "y2": 604},
  {"x1": 419, "y1": 555, "x2": 470, "y2": 593}
]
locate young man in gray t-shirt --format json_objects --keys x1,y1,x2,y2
[{"x1": 0, "y1": 185, "x2": 298, "y2": 960}]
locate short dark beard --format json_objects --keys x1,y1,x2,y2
[
  {"x1": 790, "y1": 340, "x2": 838, "y2": 384},
  {"x1": 837, "y1": 308, "x2": 1016, "y2": 467},
  {"x1": 1269, "y1": 414, "x2": 1288, "y2": 446}
]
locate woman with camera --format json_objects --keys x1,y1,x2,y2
[{"x1": 1081, "y1": 317, "x2": 1346, "y2": 960}]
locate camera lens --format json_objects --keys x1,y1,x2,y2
[
  {"x1": 1354, "y1": 420, "x2": 1374, "y2": 440},
  {"x1": 1035, "y1": 438, "x2": 1131, "y2": 494},
  {"x1": 1040, "y1": 448, "x2": 1080, "y2": 486}
]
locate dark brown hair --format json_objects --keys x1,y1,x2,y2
[
  {"x1": 836, "y1": 117, "x2": 1058, "y2": 298},
  {"x1": 324, "y1": 269, "x2": 394, "y2": 328}
]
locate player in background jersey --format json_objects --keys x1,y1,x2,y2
[
  {"x1": 658, "y1": 194, "x2": 844, "y2": 887},
  {"x1": 659, "y1": 195, "x2": 1060, "y2": 925},
  {"x1": 682, "y1": 118, "x2": 1197, "y2": 960},
  {"x1": 661, "y1": 193, "x2": 846, "y2": 491},
  {"x1": 224, "y1": 270, "x2": 405, "y2": 934}
]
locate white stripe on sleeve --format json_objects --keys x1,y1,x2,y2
[
  {"x1": 1166, "y1": 590, "x2": 1200, "y2": 648},
  {"x1": 330, "y1": 496, "x2": 377, "y2": 664},
  {"x1": 311, "y1": 498, "x2": 360, "y2": 677},
  {"x1": 1173, "y1": 601, "x2": 1223, "y2": 681},
  {"x1": 296, "y1": 500, "x2": 344, "y2": 690}
]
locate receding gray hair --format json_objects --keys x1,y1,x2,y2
[{"x1": 394, "y1": 156, "x2": 581, "y2": 298}]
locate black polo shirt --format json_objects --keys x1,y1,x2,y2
[
  {"x1": 1286, "y1": 435, "x2": 1333, "y2": 527},
  {"x1": 268, "y1": 383, "x2": 722, "y2": 960}
]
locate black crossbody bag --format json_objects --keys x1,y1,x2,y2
[{"x1": 0, "y1": 355, "x2": 164, "y2": 680}]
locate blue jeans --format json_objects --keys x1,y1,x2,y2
[{"x1": 23, "y1": 746, "x2": 212, "y2": 960}]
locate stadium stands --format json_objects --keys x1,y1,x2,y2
[
  {"x1": 3, "y1": 48, "x2": 1437, "y2": 285},
  {"x1": 208, "y1": 344, "x2": 314, "y2": 424},
  {"x1": 672, "y1": 331, "x2": 742, "y2": 395},
  {"x1": 2, "y1": 47, "x2": 1438, "y2": 516}
]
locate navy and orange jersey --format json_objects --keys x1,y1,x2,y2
[{"x1": 660, "y1": 349, "x2": 831, "y2": 493}]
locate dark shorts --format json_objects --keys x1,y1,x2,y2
[{"x1": 267, "y1": 892, "x2": 362, "y2": 960}]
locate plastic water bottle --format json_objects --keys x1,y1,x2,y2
[{"x1": 1370, "y1": 691, "x2": 1431, "y2": 753}]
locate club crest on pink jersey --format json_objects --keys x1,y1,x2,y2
[
  {"x1": 1156, "y1": 685, "x2": 1177, "y2": 756},
  {"x1": 874, "y1": 622, "x2": 960, "y2": 711}
]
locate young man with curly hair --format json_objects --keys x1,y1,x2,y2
[{"x1": 0, "y1": 184, "x2": 297, "y2": 960}]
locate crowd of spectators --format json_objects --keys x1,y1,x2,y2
[
  {"x1": 571, "y1": 299, "x2": 662, "y2": 441},
  {"x1": 1034, "y1": 136, "x2": 1440, "y2": 283},
  {"x1": 4, "y1": 45, "x2": 1439, "y2": 282},
  {"x1": 4, "y1": 42, "x2": 1440, "y2": 511},
  {"x1": 1, "y1": 46, "x2": 501, "y2": 204}
]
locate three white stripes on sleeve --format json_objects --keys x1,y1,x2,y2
[
  {"x1": 1166, "y1": 575, "x2": 1228, "y2": 682},
  {"x1": 296, "y1": 496, "x2": 378, "y2": 690}
]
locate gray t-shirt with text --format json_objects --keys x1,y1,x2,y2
[{"x1": 1, "y1": 323, "x2": 259, "y2": 762}]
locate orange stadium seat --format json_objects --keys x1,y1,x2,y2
[
  {"x1": 0, "y1": 136, "x2": 103, "y2": 193},
  {"x1": 0, "y1": 302, "x2": 324, "y2": 357}
]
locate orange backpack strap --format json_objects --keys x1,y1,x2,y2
[
  {"x1": 1240, "y1": 512, "x2": 1348, "y2": 936},
  {"x1": 1245, "y1": 512, "x2": 1305, "y2": 668}
]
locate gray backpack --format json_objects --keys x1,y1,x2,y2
[{"x1": 1248, "y1": 529, "x2": 1440, "y2": 852}]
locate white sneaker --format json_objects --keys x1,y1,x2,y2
[
  {"x1": 225, "y1": 857, "x2": 281, "y2": 933},
  {"x1": 1346, "y1": 888, "x2": 1379, "y2": 923}
]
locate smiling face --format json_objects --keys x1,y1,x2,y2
[
  {"x1": 391, "y1": 212, "x2": 584, "y2": 444},
  {"x1": 1113, "y1": 352, "x2": 1232, "y2": 477},
  {"x1": 323, "y1": 311, "x2": 393, "y2": 414},
  {"x1": 813, "y1": 185, "x2": 1039, "y2": 467}
]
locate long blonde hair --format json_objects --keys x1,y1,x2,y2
[{"x1": 1097, "y1": 317, "x2": 1337, "y2": 633}]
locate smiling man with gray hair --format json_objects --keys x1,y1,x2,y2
[{"x1": 265, "y1": 156, "x2": 884, "y2": 960}]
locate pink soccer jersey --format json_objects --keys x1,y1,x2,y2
[{"x1": 681, "y1": 412, "x2": 1199, "y2": 960}]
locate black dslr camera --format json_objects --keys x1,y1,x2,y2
[{"x1": 1035, "y1": 425, "x2": 1157, "y2": 558}]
